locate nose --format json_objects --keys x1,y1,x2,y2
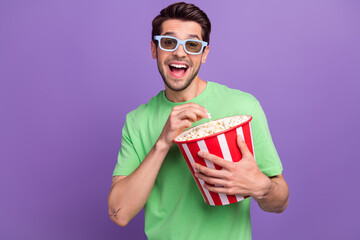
[{"x1": 173, "y1": 43, "x2": 187, "y2": 57}]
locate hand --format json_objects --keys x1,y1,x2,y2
[
  {"x1": 158, "y1": 103, "x2": 209, "y2": 149},
  {"x1": 193, "y1": 135, "x2": 272, "y2": 200}
]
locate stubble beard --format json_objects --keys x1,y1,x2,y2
[{"x1": 157, "y1": 58, "x2": 201, "y2": 92}]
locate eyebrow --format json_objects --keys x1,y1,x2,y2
[{"x1": 163, "y1": 32, "x2": 201, "y2": 40}]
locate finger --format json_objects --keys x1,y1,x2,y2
[
  {"x1": 203, "y1": 183, "x2": 235, "y2": 195},
  {"x1": 174, "y1": 102, "x2": 207, "y2": 112},
  {"x1": 178, "y1": 110, "x2": 198, "y2": 123},
  {"x1": 173, "y1": 119, "x2": 192, "y2": 133},
  {"x1": 195, "y1": 172, "x2": 229, "y2": 187},
  {"x1": 193, "y1": 163, "x2": 226, "y2": 178},
  {"x1": 178, "y1": 108, "x2": 209, "y2": 122},
  {"x1": 187, "y1": 106, "x2": 209, "y2": 120},
  {"x1": 237, "y1": 135, "x2": 252, "y2": 159},
  {"x1": 180, "y1": 119, "x2": 192, "y2": 129},
  {"x1": 173, "y1": 103, "x2": 209, "y2": 120},
  {"x1": 198, "y1": 151, "x2": 231, "y2": 169}
]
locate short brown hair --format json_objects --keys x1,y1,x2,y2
[{"x1": 152, "y1": 2, "x2": 211, "y2": 44}]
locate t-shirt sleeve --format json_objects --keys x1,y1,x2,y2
[
  {"x1": 250, "y1": 98, "x2": 283, "y2": 177},
  {"x1": 112, "y1": 114, "x2": 141, "y2": 176}
]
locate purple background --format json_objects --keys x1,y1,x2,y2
[{"x1": 1, "y1": 0, "x2": 359, "y2": 239}]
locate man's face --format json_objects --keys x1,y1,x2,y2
[{"x1": 151, "y1": 19, "x2": 209, "y2": 92}]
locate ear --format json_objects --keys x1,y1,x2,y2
[
  {"x1": 201, "y1": 46, "x2": 210, "y2": 64},
  {"x1": 151, "y1": 40, "x2": 157, "y2": 59}
]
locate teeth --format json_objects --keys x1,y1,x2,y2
[{"x1": 170, "y1": 64, "x2": 188, "y2": 68}]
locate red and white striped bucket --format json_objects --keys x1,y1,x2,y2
[{"x1": 174, "y1": 115, "x2": 255, "y2": 206}]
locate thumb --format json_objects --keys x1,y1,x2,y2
[{"x1": 237, "y1": 135, "x2": 252, "y2": 159}]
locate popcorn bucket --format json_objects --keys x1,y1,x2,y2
[{"x1": 174, "y1": 115, "x2": 255, "y2": 206}]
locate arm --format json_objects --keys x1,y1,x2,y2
[
  {"x1": 193, "y1": 135, "x2": 289, "y2": 213},
  {"x1": 108, "y1": 140, "x2": 170, "y2": 227},
  {"x1": 254, "y1": 174, "x2": 289, "y2": 213},
  {"x1": 108, "y1": 103, "x2": 209, "y2": 227}
]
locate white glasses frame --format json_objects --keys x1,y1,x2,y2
[{"x1": 154, "y1": 35, "x2": 208, "y2": 55}]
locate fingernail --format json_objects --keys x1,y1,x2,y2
[
  {"x1": 198, "y1": 151, "x2": 203, "y2": 157},
  {"x1": 193, "y1": 164, "x2": 197, "y2": 170}
]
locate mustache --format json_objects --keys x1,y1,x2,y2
[{"x1": 164, "y1": 58, "x2": 192, "y2": 67}]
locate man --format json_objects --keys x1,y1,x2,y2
[{"x1": 108, "y1": 2, "x2": 289, "y2": 239}]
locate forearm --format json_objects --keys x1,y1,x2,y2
[
  {"x1": 108, "y1": 103, "x2": 209, "y2": 226},
  {"x1": 107, "y1": 140, "x2": 170, "y2": 226},
  {"x1": 253, "y1": 174, "x2": 289, "y2": 213}
]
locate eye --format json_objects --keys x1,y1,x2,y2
[
  {"x1": 186, "y1": 41, "x2": 200, "y2": 50},
  {"x1": 163, "y1": 39, "x2": 177, "y2": 46}
]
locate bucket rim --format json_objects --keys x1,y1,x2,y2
[{"x1": 174, "y1": 115, "x2": 253, "y2": 143}]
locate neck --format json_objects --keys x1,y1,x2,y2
[{"x1": 165, "y1": 78, "x2": 207, "y2": 103}]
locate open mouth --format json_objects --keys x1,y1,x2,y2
[{"x1": 168, "y1": 63, "x2": 189, "y2": 78}]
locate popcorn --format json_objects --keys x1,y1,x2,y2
[{"x1": 175, "y1": 115, "x2": 251, "y2": 142}]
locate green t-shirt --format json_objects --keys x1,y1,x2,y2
[{"x1": 113, "y1": 81, "x2": 283, "y2": 240}]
